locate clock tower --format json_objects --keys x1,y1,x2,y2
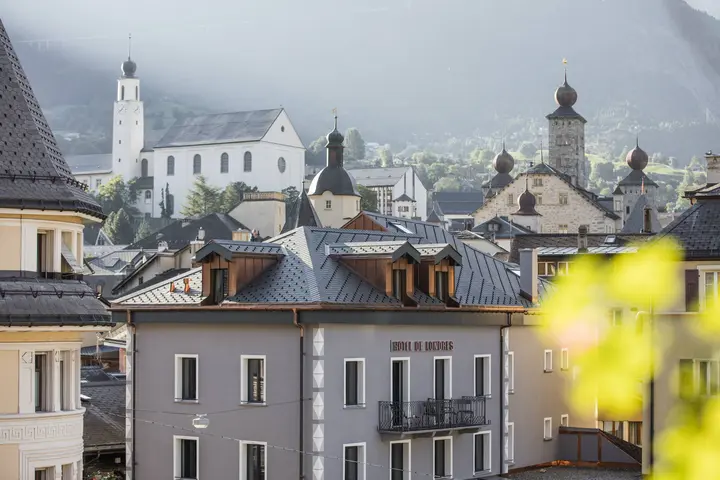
[{"x1": 112, "y1": 43, "x2": 145, "y2": 181}]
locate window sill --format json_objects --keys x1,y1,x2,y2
[
  {"x1": 473, "y1": 470, "x2": 492, "y2": 478},
  {"x1": 509, "y1": 389, "x2": 515, "y2": 395},
  {"x1": 240, "y1": 401, "x2": 267, "y2": 407},
  {"x1": 543, "y1": 437, "x2": 553, "y2": 441},
  {"x1": 505, "y1": 460, "x2": 515, "y2": 465},
  {"x1": 544, "y1": 369, "x2": 553, "y2": 373},
  {"x1": 174, "y1": 399, "x2": 199, "y2": 404},
  {"x1": 343, "y1": 404, "x2": 366, "y2": 410}
]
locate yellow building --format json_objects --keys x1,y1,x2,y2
[{"x1": 0, "y1": 19, "x2": 113, "y2": 480}]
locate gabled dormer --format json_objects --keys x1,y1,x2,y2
[
  {"x1": 414, "y1": 244, "x2": 462, "y2": 307},
  {"x1": 193, "y1": 240, "x2": 286, "y2": 304}
]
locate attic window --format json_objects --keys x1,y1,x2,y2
[
  {"x1": 392, "y1": 269, "x2": 406, "y2": 300},
  {"x1": 210, "y1": 268, "x2": 229, "y2": 304},
  {"x1": 604, "y1": 235, "x2": 617, "y2": 245},
  {"x1": 487, "y1": 222, "x2": 499, "y2": 232},
  {"x1": 435, "y1": 270, "x2": 449, "y2": 302},
  {"x1": 389, "y1": 222, "x2": 413, "y2": 234}
]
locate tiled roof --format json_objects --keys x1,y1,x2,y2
[
  {"x1": 327, "y1": 241, "x2": 413, "y2": 256},
  {"x1": 82, "y1": 378, "x2": 125, "y2": 451},
  {"x1": 546, "y1": 105, "x2": 587, "y2": 123},
  {"x1": 0, "y1": 278, "x2": 111, "y2": 325},
  {"x1": 88, "y1": 249, "x2": 153, "y2": 273},
  {"x1": 658, "y1": 197, "x2": 720, "y2": 259},
  {"x1": 0, "y1": 20, "x2": 104, "y2": 219},
  {"x1": 127, "y1": 213, "x2": 245, "y2": 250},
  {"x1": 510, "y1": 233, "x2": 653, "y2": 263},
  {"x1": 472, "y1": 216, "x2": 532, "y2": 239},
  {"x1": 394, "y1": 193, "x2": 414, "y2": 202},
  {"x1": 618, "y1": 169, "x2": 659, "y2": 188},
  {"x1": 347, "y1": 167, "x2": 410, "y2": 187},
  {"x1": 211, "y1": 239, "x2": 285, "y2": 255},
  {"x1": 685, "y1": 182, "x2": 720, "y2": 199},
  {"x1": 536, "y1": 246, "x2": 638, "y2": 256},
  {"x1": 621, "y1": 195, "x2": 661, "y2": 234},
  {"x1": 116, "y1": 268, "x2": 191, "y2": 297},
  {"x1": 483, "y1": 172, "x2": 514, "y2": 189},
  {"x1": 433, "y1": 191, "x2": 484, "y2": 215},
  {"x1": 282, "y1": 191, "x2": 321, "y2": 233},
  {"x1": 154, "y1": 109, "x2": 282, "y2": 148},
  {"x1": 113, "y1": 268, "x2": 204, "y2": 305},
  {"x1": 133, "y1": 176, "x2": 154, "y2": 190}
]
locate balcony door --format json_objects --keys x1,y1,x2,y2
[
  {"x1": 391, "y1": 358, "x2": 409, "y2": 427},
  {"x1": 434, "y1": 357, "x2": 451, "y2": 400}
]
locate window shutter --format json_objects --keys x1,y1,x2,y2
[{"x1": 685, "y1": 270, "x2": 699, "y2": 312}]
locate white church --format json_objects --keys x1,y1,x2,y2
[{"x1": 67, "y1": 54, "x2": 306, "y2": 218}]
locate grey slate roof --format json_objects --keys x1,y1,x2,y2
[
  {"x1": 536, "y1": 246, "x2": 638, "y2": 256},
  {"x1": 326, "y1": 241, "x2": 422, "y2": 263},
  {"x1": 484, "y1": 172, "x2": 514, "y2": 190},
  {"x1": 282, "y1": 191, "x2": 321, "y2": 233},
  {"x1": 65, "y1": 153, "x2": 112, "y2": 174},
  {"x1": 115, "y1": 268, "x2": 191, "y2": 298},
  {"x1": 154, "y1": 109, "x2": 282, "y2": 148},
  {"x1": 510, "y1": 233, "x2": 653, "y2": 263},
  {"x1": 82, "y1": 378, "x2": 126, "y2": 451},
  {"x1": 308, "y1": 165, "x2": 361, "y2": 197},
  {"x1": 0, "y1": 277, "x2": 111, "y2": 325},
  {"x1": 394, "y1": 193, "x2": 414, "y2": 202},
  {"x1": 127, "y1": 213, "x2": 245, "y2": 250},
  {"x1": 133, "y1": 176, "x2": 153, "y2": 190},
  {"x1": 472, "y1": 216, "x2": 532, "y2": 239},
  {"x1": 618, "y1": 169, "x2": 659, "y2": 188},
  {"x1": 0, "y1": 20, "x2": 104, "y2": 219},
  {"x1": 546, "y1": 105, "x2": 587, "y2": 123},
  {"x1": 621, "y1": 195, "x2": 661, "y2": 234},
  {"x1": 347, "y1": 167, "x2": 410, "y2": 187},
  {"x1": 433, "y1": 191, "x2": 484, "y2": 215},
  {"x1": 658, "y1": 195, "x2": 720, "y2": 259},
  {"x1": 113, "y1": 268, "x2": 204, "y2": 305}
]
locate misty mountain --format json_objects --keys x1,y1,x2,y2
[{"x1": 6, "y1": 0, "x2": 720, "y2": 158}]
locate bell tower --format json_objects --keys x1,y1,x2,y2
[{"x1": 112, "y1": 34, "x2": 145, "y2": 181}]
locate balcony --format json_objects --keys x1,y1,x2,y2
[{"x1": 378, "y1": 396, "x2": 489, "y2": 435}]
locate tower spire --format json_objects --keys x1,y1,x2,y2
[
  {"x1": 540, "y1": 140, "x2": 544, "y2": 164},
  {"x1": 563, "y1": 58, "x2": 568, "y2": 83},
  {"x1": 128, "y1": 33, "x2": 132, "y2": 60}
]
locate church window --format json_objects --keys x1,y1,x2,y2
[
  {"x1": 277, "y1": 157, "x2": 286, "y2": 173},
  {"x1": 119, "y1": 120, "x2": 122, "y2": 125},
  {"x1": 559, "y1": 193, "x2": 568, "y2": 205},
  {"x1": 120, "y1": 86, "x2": 125, "y2": 100},
  {"x1": 193, "y1": 154, "x2": 202, "y2": 175},
  {"x1": 281, "y1": 125, "x2": 285, "y2": 132},
  {"x1": 118, "y1": 140, "x2": 122, "y2": 144},
  {"x1": 244, "y1": 152, "x2": 252, "y2": 172},
  {"x1": 614, "y1": 200, "x2": 621, "y2": 212},
  {"x1": 144, "y1": 190, "x2": 152, "y2": 203},
  {"x1": 221, "y1": 153, "x2": 229, "y2": 174},
  {"x1": 626, "y1": 206, "x2": 630, "y2": 215},
  {"x1": 141, "y1": 158, "x2": 148, "y2": 177},
  {"x1": 507, "y1": 194, "x2": 514, "y2": 206},
  {"x1": 167, "y1": 156, "x2": 175, "y2": 176},
  {"x1": 533, "y1": 178, "x2": 543, "y2": 187},
  {"x1": 325, "y1": 200, "x2": 332, "y2": 210}
]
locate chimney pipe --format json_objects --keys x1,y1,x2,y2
[
  {"x1": 577, "y1": 225, "x2": 588, "y2": 252},
  {"x1": 642, "y1": 206, "x2": 653, "y2": 234},
  {"x1": 519, "y1": 248, "x2": 538, "y2": 303},
  {"x1": 705, "y1": 152, "x2": 720, "y2": 185}
]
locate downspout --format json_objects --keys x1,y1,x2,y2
[
  {"x1": 499, "y1": 312, "x2": 512, "y2": 476},
  {"x1": 128, "y1": 310, "x2": 137, "y2": 480},
  {"x1": 293, "y1": 309, "x2": 305, "y2": 480}
]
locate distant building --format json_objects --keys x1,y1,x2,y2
[{"x1": 348, "y1": 166, "x2": 428, "y2": 220}]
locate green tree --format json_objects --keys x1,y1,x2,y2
[
  {"x1": 434, "y1": 176, "x2": 462, "y2": 191},
  {"x1": 358, "y1": 185, "x2": 378, "y2": 212},
  {"x1": 103, "y1": 208, "x2": 134, "y2": 244},
  {"x1": 134, "y1": 219, "x2": 152, "y2": 243},
  {"x1": 282, "y1": 186, "x2": 301, "y2": 211},
  {"x1": 306, "y1": 135, "x2": 327, "y2": 166},
  {"x1": 592, "y1": 162, "x2": 616, "y2": 182},
  {"x1": 181, "y1": 176, "x2": 222, "y2": 217},
  {"x1": 379, "y1": 145, "x2": 393, "y2": 167},
  {"x1": 427, "y1": 162, "x2": 449, "y2": 185},
  {"x1": 344, "y1": 128, "x2": 366, "y2": 161},
  {"x1": 95, "y1": 175, "x2": 139, "y2": 216}
]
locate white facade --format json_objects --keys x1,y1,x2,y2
[
  {"x1": 112, "y1": 76, "x2": 145, "y2": 181},
  {"x1": 349, "y1": 167, "x2": 428, "y2": 220}
]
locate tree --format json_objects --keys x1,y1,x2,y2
[
  {"x1": 134, "y1": 219, "x2": 152, "y2": 243},
  {"x1": 103, "y1": 208, "x2": 134, "y2": 244},
  {"x1": 220, "y1": 185, "x2": 242, "y2": 213},
  {"x1": 282, "y1": 186, "x2": 301, "y2": 212},
  {"x1": 358, "y1": 185, "x2": 378, "y2": 212},
  {"x1": 306, "y1": 135, "x2": 327, "y2": 166},
  {"x1": 434, "y1": 176, "x2": 463, "y2": 191},
  {"x1": 379, "y1": 145, "x2": 393, "y2": 167},
  {"x1": 344, "y1": 128, "x2": 366, "y2": 161},
  {"x1": 519, "y1": 142, "x2": 538, "y2": 158},
  {"x1": 592, "y1": 162, "x2": 616, "y2": 182},
  {"x1": 95, "y1": 175, "x2": 139, "y2": 216},
  {"x1": 181, "y1": 176, "x2": 222, "y2": 217},
  {"x1": 159, "y1": 183, "x2": 173, "y2": 219}
]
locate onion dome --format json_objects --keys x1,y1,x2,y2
[
  {"x1": 122, "y1": 58, "x2": 137, "y2": 78},
  {"x1": 493, "y1": 144, "x2": 515, "y2": 174},
  {"x1": 626, "y1": 140, "x2": 649, "y2": 171},
  {"x1": 554, "y1": 72, "x2": 578, "y2": 108},
  {"x1": 515, "y1": 184, "x2": 540, "y2": 216},
  {"x1": 326, "y1": 115, "x2": 344, "y2": 146}
]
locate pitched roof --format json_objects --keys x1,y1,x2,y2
[
  {"x1": 472, "y1": 216, "x2": 533, "y2": 239},
  {"x1": 433, "y1": 191, "x2": 484, "y2": 215},
  {"x1": 127, "y1": 213, "x2": 246, "y2": 250},
  {"x1": 82, "y1": 378, "x2": 126, "y2": 451},
  {"x1": 546, "y1": 105, "x2": 587, "y2": 123},
  {"x1": 117, "y1": 268, "x2": 193, "y2": 298},
  {"x1": 394, "y1": 193, "x2": 414, "y2": 202},
  {"x1": 484, "y1": 172, "x2": 514, "y2": 189},
  {"x1": 113, "y1": 268, "x2": 204, "y2": 305},
  {"x1": 65, "y1": 153, "x2": 113, "y2": 174},
  {"x1": 154, "y1": 108, "x2": 283, "y2": 148},
  {"x1": 658, "y1": 196, "x2": 720, "y2": 259},
  {"x1": 621, "y1": 195, "x2": 661, "y2": 234},
  {"x1": 510, "y1": 233, "x2": 653, "y2": 263},
  {"x1": 0, "y1": 20, "x2": 104, "y2": 219},
  {"x1": 618, "y1": 169, "x2": 659, "y2": 188},
  {"x1": 347, "y1": 167, "x2": 411, "y2": 187},
  {"x1": 283, "y1": 191, "x2": 321, "y2": 233}
]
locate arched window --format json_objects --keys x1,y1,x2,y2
[
  {"x1": 244, "y1": 151, "x2": 252, "y2": 172},
  {"x1": 167, "y1": 156, "x2": 175, "y2": 176},
  {"x1": 193, "y1": 154, "x2": 202, "y2": 174},
  {"x1": 220, "y1": 153, "x2": 229, "y2": 173},
  {"x1": 141, "y1": 158, "x2": 148, "y2": 177},
  {"x1": 120, "y1": 86, "x2": 125, "y2": 100}
]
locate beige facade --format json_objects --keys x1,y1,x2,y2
[
  {"x1": 309, "y1": 190, "x2": 361, "y2": 228},
  {"x1": 473, "y1": 173, "x2": 618, "y2": 234}
]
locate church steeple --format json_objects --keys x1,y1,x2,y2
[
  {"x1": 326, "y1": 110, "x2": 345, "y2": 167},
  {"x1": 121, "y1": 34, "x2": 137, "y2": 78}
]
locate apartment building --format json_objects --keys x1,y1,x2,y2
[
  {"x1": 0, "y1": 19, "x2": 113, "y2": 479},
  {"x1": 347, "y1": 167, "x2": 428, "y2": 220}
]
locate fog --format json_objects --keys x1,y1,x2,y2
[{"x1": 3, "y1": 0, "x2": 720, "y2": 143}]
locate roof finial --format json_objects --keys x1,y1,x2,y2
[
  {"x1": 128, "y1": 33, "x2": 132, "y2": 60},
  {"x1": 502, "y1": 140, "x2": 506, "y2": 152},
  {"x1": 332, "y1": 107, "x2": 338, "y2": 130},
  {"x1": 636, "y1": 135, "x2": 639, "y2": 148},
  {"x1": 563, "y1": 58, "x2": 568, "y2": 83},
  {"x1": 641, "y1": 176, "x2": 645, "y2": 195},
  {"x1": 540, "y1": 140, "x2": 544, "y2": 164}
]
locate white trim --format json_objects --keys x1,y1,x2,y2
[
  {"x1": 342, "y1": 442, "x2": 366, "y2": 480},
  {"x1": 344, "y1": 358, "x2": 366, "y2": 407},
  {"x1": 543, "y1": 350, "x2": 553, "y2": 373},
  {"x1": 174, "y1": 354, "x2": 199, "y2": 403},
  {"x1": 507, "y1": 352, "x2": 515, "y2": 393},
  {"x1": 388, "y1": 439, "x2": 411, "y2": 480},
  {"x1": 0, "y1": 326, "x2": 111, "y2": 333},
  {"x1": 474, "y1": 354, "x2": 491, "y2": 397},
  {"x1": 506, "y1": 422, "x2": 515, "y2": 464},
  {"x1": 473, "y1": 430, "x2": 492, "y2": 475},
  {"x1": 561, "y1": 348, "x2": 569, "y2": 371},
  {"x1": 432, "y1": 436, "x2": 453, "y2": 479},
  {"x1": 390, "y1": 357, "x2": 411, "y2": 403},
  {"x1": 433, "y1": 356, "x2": 453, "y2": 399},
  {"x1": 239, "y1": 440, "x2": 267, "y2": 480},
  {"x1": 698, "y1": 268, "x2": 720, "y2": 310},
  {"x1": 543, "y1": 417, "x2": 553, "y2": 440},
  {"x1": 174, "y1": 435, "x2": 199, "y2": 480},
  {"x1": 0, "y1": 342, "x2": 80, "y2": 351},
  {"x1": 0, "y1": 209, "x2": 100, "y2": 222},
  {"x1": 240, "y1": 354, "x2": 267, "y2": 405},
  {"x1": 560, "y1": 414, "x2": 569, "y2": 427}
]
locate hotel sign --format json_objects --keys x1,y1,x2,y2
[{"x1": 390, "y1": 341, "x2": 454, "y2": 352}]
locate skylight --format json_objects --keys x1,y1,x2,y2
[
  {"x1": 604, "y1": 235, "x2": 617, "y2": 244},
  {"x1": 389, "y1": 222, "x2": 414, "y2": 234}
]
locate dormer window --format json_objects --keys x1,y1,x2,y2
[
  {"x1": 435, "y1": 270, "x2": 449, "y2": 302},
  {"x1": 392, "y1": 268, "x2": 407, "y2": 300},
  {"x1": 210, "y1": 268, "x2": 228, "y2": 304}
]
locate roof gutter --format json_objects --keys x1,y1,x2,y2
[{"x1": 109, "y1": 304, "x2": 531, "y2": 313}]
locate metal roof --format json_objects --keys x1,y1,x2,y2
[
  {"x1": 347, "y1": 167, "x2": 411, "y2": 187},
  {"x1": 536, "y1": 246, "x2": 638, "y2": 256}
]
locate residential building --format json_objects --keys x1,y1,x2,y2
[
  {"x1": 432, "y1": 191, "x2": 485, "y2": 230},
  {"x1": 472, "y1": 216, "x2": 533, "y2": 254},
  {"x1": 66, "y1": 51, "x2": 305, "y2": 218},
  {"x1": 347, "y1": 166, "x2": 428, "y2": 220},
  {"x1": 0, "y1": 19, "x2": 114, "y2": 479}
]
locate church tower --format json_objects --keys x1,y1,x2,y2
[
  {"x1": 112, "y1": 37, "x2": 145, "y2": 181},
  {"x1": 547, "y1": 66, "x2": 588, "y2": 188}
]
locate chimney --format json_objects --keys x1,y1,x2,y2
[
  {"x1": 577, "y1": 225, "x2": 588, "y2": 252},
  {"x1": 642, "y1": 206, "x2": 653, "y2": 234},
  {"x1": 706, "y1": 152, "x2": 720, "y2": 185},
  {"x1": 519, "y1": 248, "x2": 538, "y2": 303},
  {"x1": 189, "y1": 227, "x2": 206, "y2": 256},
  {"x1": 232, "y1": 228, "x2": 251, "y2": 242}
]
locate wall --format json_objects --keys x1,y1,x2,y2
[
  {"x1": 548, "y1": 117, "x2": 588, "y2": 188},
  {"x1": 133, "y1": 321, "x2": 300, "y2": 480},
  {"x1": 508, "y1": 325, "x2": 595, "y2": 470},
  {"x1": 0, "y1": 225, "x2": 21, "y2": 270},
  {"x1": 0, "y1": 350, "x2": 19, "y2": 414},
  {"x1": 229, "y1": 195, "x2": 287, "y2": 238},
  {"x1": 73, "y1": 172, "x2": 113, "y2": 193},
  {"x1": 310, "y1": 191, "x2": 360, "y2": 228},
  {"x1": 391, "y1": 169, "x2": 428, "y2": 220},
  {"x1": 112, "y1": 76, "x2": 144, "y2": 181},
  {"x1": 0, "y1": 444, "x2": 18, "y2": 480},
  {"x1": 474, "y1": 174, "x2": 617, "y2": 234}
]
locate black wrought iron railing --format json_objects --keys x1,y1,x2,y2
[{"x1": 378, "y1": 396, "x2": 489, "y2": 433}]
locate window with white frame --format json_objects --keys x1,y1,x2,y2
[
  {"x1": 557, "y1": 261, "x2": 571, "y2": 276},
  {"x1": 474, "y1": 355, "x2": 491, "y2": 396},
  {"x1": 507, "y1": 422, "x2": 515, "y2": 464},
  {"x1": 343, "y1": 443, "x2": 366, "y2": 480},
  {"x1": 344, "y1": 358, "x2": 366, "y2": 407},
  {"x1": 544, "y1": 350, "x2": 553, "y2": 373},
  {"x1": 704, "y1": 271, "x2": 720, "y2": 306},
  {"x1": 434, "y1": 357, "x2": 452, "y2": 400},
  {"x1": 174, "y1": 355, "x2": 198, "y2": 402},
  {"x1": 561, "y1": 348, "x2": 569, "y2": 371},
  {"x1": 473, "y1": 431, "x2": 491, "y2": 475},
  {"x1": 507, "y1": 351, "x2": 515, "y2": 393},
  {"x1": 241, "y1": 441, "x2": 267, "y2": 480},
  {"x1": 537, "y1": 262, "x2": 556, "y2": 277},
  {"x1": 241, "y1": 355, "x2": 266, "y2": 404},
  {"x1": 559, "y1": 193, "x2": 568, "y2": 205},
  {"x1": 433, "y1": 437, "x2": 453, "y2": 479},
  {"x1": 679, "y1": 359, "x2": 720, "y2": 397},
  {"x1": 611, "y1": 308, "x2": 623, "y2": 326},
  {"x1": 389, "y1": 440, "x2": 411, "y2": 480},
  {"x1": 34, "y1": 353, "x2": 50, "y2": 412},
  {"x1": 543, "y1": 417, "x2": 553, "y2": 440},
  {"x1": 628, "y1": 421, "x2": 642, "y2": 446},
  {"x1": 560, "y1": 414, "x2": 569, "y2": 427},
  {"x1": 325, "y1": 200, "x2": 332, "y2": 210},
  {"x1": 34, "y1": 468, "x2": 52, "y2": 480},
  {"x1": 536, "y1": 193, "x2": 543, "y2": 205},
  {"x1": 174, "y1": 436, "x2": 199, "y2": 480}
]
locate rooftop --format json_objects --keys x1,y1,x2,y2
[
  {"x1": 658, "y1": 194, "x2": 720, "y2": 259},
  {"x1": 433, "y1": 191, "x2": 485, "y2": 215},
  {"x1": 347, "y1": 166, "x2": 412, "y2": 186},
  {"x1": 507, "y1": 467, "x2": 639, "y2": 479},
  {"x1": 127, "y1": 212, "x2": 246, "y2": 250}
]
